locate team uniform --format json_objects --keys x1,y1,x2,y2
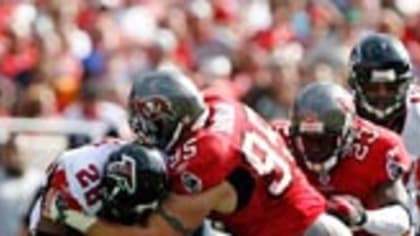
[
  {"x1": 400, "y1": 86, "x2": 420, "y2": 160},
  {"x1": 390, "y1": 85, "x2": 420, "y2": 226},
  {"x1": 272, "y1": 117, "x2": 411, "y2": 236},
  {"x1": 167, "y1": 93, "x2": 327, "y2": 236},
  {"x1": 29, "y1": 140, "x2": 124, "y2": 233},
  {"x1": 29, "y1": 139, "x2": 220, "y2": 236},
  {"x1": 400, "y1": 86, "x2": 420, "y2": 182},
  {"x1": 345, "y1": 33, "x2": 420, "y2": 234}
]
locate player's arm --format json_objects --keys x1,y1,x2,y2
[
  {"x1": 356, "y1": 136, "x2": 414, "y2": 236},
  {"x1": 360, "y1": 178, "x2": 411, "y2": 236},
  {"x1": 329, "y1": 136, "x2": 412, "y2": 235},
  {"x1": 45, "y1": 181, "x2": 236, "y2": 236},
  {"x1": 328, "y1": 179, "x2": 411, "y2": 236}
]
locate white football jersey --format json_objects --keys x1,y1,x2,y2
[
  {"x1": 401, "y1": 85, "x2": 420, "y2": 158},
  {"x1": 29, "y1": 139, "x2": 125, "y2": 232},
  {"x1": 400, "y1": 85, "x2": 420, "y2": 229}
]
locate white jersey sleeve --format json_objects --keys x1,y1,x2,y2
[
  {"x1": 400, "y1": 85, "x2": 420, "y2": 228},
  {"x1": 401, "y1": 85, "x2": 420, "y2": 158}
]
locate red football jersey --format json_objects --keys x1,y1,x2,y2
[
  {"x1": 167, "y1": 94, "x2": 326, "y2": 236},
  {"x1": 272, "y1": 118, "x2": 412, "y2": 236}
]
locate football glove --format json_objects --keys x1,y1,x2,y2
[
  {"x1": 327, "y1": 194, "x2": 367, "y2": 227},
  {"x1": 42, "y1": 189, "x2": 97, "y2": 233}
]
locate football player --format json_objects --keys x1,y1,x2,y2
[
  {"x1": 348, "y1": 32, "x2": 420, "y2": 225},
  {"x1": 31, "y1": 140, "x2": 169, "y2": 235},
  {"x1": 272, "y1": 81, "x2": 412, "y2": 236},
  {"x1": 43, "y1": 71, "x2": 352, "y2": 236}
]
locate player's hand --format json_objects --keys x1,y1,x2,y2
[
  {"x1": 41, "y1": 188, "x2": 97, "y2": 233},
  {"x1": 327, "y1": 195, "x2": 367, "y2": 227},
  {"x1": 41, "y1": 188, "x2": 70, "y2": 223}
]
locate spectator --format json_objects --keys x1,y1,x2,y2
[
  {"x1": 0, "y1": 135, "x2": 44, "y2": 236},
  {"x1": 1, "y1": 3, "x2": 420, "y2": 235},
  {"x1": 63, "y1": 80, "x2": 131, "y2": 147}
]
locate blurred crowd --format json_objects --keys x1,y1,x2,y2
[
  {"x1": 1, "y1": 0, "x2": 420, "y2": 235},
  {"x1": 0, "y1": 0, "x2": 419, "y2": 122}
]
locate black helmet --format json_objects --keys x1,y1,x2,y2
[
  {"x1": 100, "y1": 143, "x2": 169, "y2": 225},
  {"x1": 349, "y1": 33, "x2": 414, "y2": 127},
  {"x1": 290, "y1": 82, "x2": 355, "y2": 173},
  {"x1": 128, "y1": 71, "x2": 206, "y2": 151}
]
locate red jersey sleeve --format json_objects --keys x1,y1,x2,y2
[
  {"x1": 170, "y1": 133, "x2": 237, "y2": 194},
  {"x1": 373, "y1": 131, "x2": 412, "y2": 185}
]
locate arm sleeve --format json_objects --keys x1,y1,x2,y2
[
  {"x1": 171, "y1": 134, "x2": 236, "y2": 194},
  {"x1": 376, "y1": 134, "x2": 412, "y2": 184},
  {"x1": 363, "y1": 205, "x2": 411, "y2": 236}
]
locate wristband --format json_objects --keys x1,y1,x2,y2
[{"x1": 63, "y1": 209, "x2": 97, "y2": 234}]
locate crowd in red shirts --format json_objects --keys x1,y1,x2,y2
[{"x1": 0, "y1": 0, "x2": 418, "y2": 122}]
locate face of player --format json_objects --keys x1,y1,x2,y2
[
  {"x1": 293, "y1": 132, "x2": 342, "y2": 165},
  {"x1": 359, "y1": 80, "x2": 407, "y2": 110}
]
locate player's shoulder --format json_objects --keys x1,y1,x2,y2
[
  {"x1": 168, "y1": 127, "x2": 237, "y2": 193},
  {"x1": 203, "y1": 90, "x2": 244, "y2": 116},
  {"x1": 176, "y1": 129, "x2": 234, "y2": 169},
  {"x1": 356, "y1": 117, "x2": 401, "y2": 147},
  {"x1": 400, "y1": 85, "x2": 420, "y2": 155},
  {"x1": 56, "y1": 138, "x2": 126, "y2": 166},
  {"x1": 199, "y1": 129, "x2": 235, "y2": 151},
  {"x1": 406, "y1": 84, "x2": 420, "y2": 111},
  {"x1": 202, "y1": 93, "x2": 242, "y2": 141},
  {"x1": 168, "y1": 114, "x2": 238, "y2": 175},
  {"x1": 173, "y1": 93, "x2": 243, "y2": 166},
  {"x1": 403, "y1": 85, "x2": 420, "y2": 133},
  {"x1": 351, "y1": 118, "x2": 402, "y2": 164},
  {"x1": 353, "y1": 118, "x2": 410, "y2": 179}
]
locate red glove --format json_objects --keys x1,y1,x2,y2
[{"x1": 327, "y1": 195, "x2": 367, "y2": 227}]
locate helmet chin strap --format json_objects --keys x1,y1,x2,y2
[
  {"x1": 361, "y1": 97, "x2": 402, "y2": 120},
  {"x1": 354, "y1": 82, "x2": 404, "y2": 120}
]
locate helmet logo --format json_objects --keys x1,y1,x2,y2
[
  {"x1": 131, "y1": 96, "x2": 173, "y2": 120},
  {"x1": 365, "y1": 41, "x2": 388, "y2": 57},
  {"x1": 107, "y1": 154, "x2": 137, "y2": 194}
]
